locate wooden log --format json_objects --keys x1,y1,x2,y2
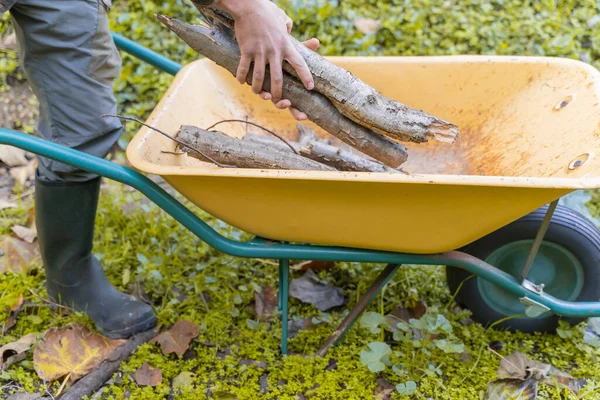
[
  {"x1": 243, "y1": 133, "x2": 401, "y2": 173},
  {"x1": 177, "y1": 125, "x2": 335, "y2": 171},
  {"x1": 197, "y1": 6, "x2": 459, "y2": 144},
  {"x1": 301, "y1": 141, "x2": 402, "y2": 173},
  {"x1": 156, "y1": 14, "x2": 408, "y2": 168},
  {"x1": 242, "y1": 133, "x2": 300, "y2": 153}
]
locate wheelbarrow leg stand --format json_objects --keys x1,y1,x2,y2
[
  {"x1": 316, "y1": 263, "x2": 400, "y2": 357},
  {"x1": 278, "y1": 259, "x2": 290, "y2": 355}
]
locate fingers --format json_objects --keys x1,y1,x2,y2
[
  {"x1": 269, "y1": 56, "x2": 284, "y2": 102},
  {"x1": 289, "y1": 107, "x2": 308, "y2": 121},
  {"x1": 286, "y1": 16, "x2": 293, "y2": 34},
  {"x1": 260, "y1": 91, "x2": 272, "y2": 101},
  {"x1": 251, "y1": 55, "x2": 266, "y2": 94},
  {"x1": 275, "y1": 99, "x2": 291, "y2": 109},
  {"x1": 236, "y1": 55, "x2": 251, "y2": 84},
  {"x1": 303, "y1": 38, "x2": 320, "y2": 51},
  {"x1": 285, "y1": 50, "x2": 314, "y2": 90}
]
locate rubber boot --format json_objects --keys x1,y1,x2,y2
[{"x1": 35, "y1": 173, "x2": 157, "y2": 339}]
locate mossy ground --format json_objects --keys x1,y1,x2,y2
[
  {"x1": 2, "y1": 0, "x2": 600, "y2": 398},
  {"x1": 3, "y1": 182, "x2": 600, "y2": 399}
]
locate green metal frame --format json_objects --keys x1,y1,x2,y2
[{"x1": 1, "y1": 34, "x2": 600, "y2": 355}]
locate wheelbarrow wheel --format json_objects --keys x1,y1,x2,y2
[{"x1": 446, "y1": 204, "x2": 600, "y2": 333}]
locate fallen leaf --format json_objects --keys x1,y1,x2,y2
[
  {"x1": 10, "y1": 159, "x2": 37, "y2": 186},
  {"x1": 0, "y1": 199, "x2": 18, "y2": 210},
  {"x1": 288, "y1": 317, "x2": 316, "y2": 338},
  {"x1": 1, "y1": 315, "x2": 17, "y2": 335},
  {"x1": 33, "y1": 323, "x2": 125, "y2": 383},
  {"x1": 0, "y1": 236, "x2": 40, "y2": 273},
  {"x1": 11, "y1": 293, "x2": 24, "y2": 312},
  {"x1": 494, "y1": 351, "x2": 580, "y2": 394},
  {"x1": 354, "y1": 18, "x2": 380, "y2": 34},
  {"x1": 173, "y1": 371, "x2": 195, "y2": 389},
  {"x1": 0, "y1": 333, "x2": 37, "y2": 371},
  {"x1": 0, "y1": 33, "x2": 16, "y2": 51},
  {"x1": 0, "y1": 145, "x2": 28, "y2": 167},
  {"x1": 291, "y1": 260, "x2": 335, "y2": 271},
  {"x1": 289, "y1": 270, "x2": 346, "y2": 311},
  {"x1": 135, "y1": 362, "x2": 162, "y2": 387},
  {"x1": 259, "y1": 374, "x2": 268, "y2": 393},
  {"x1": 150, "y1": 320, "x2": 200, "y2": 356},
  {"x1": 385, "y1": 301, "x2": 427, "y2": 337},
  {"x1": 484, "y1": 378, "x2": 538, "y2": 400},
  {"x1": 255, "y1": 285, "x2": 277, "y2": 320},
  {"x1": 374, "y1": 378, "x2": 395, "y2": 400},
  {"x1": 497, "y1": 351, "x2": 551, "y2": 381},
  {"x1": 11, "y1": 225, "x2": 36, "y2": 244}
]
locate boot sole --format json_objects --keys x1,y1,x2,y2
[{"x1": 98, "y1": 314, "x2": 158, "y2": 339}]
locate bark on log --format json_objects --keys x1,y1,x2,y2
[
  {"x1": 156, "y1": 14, "x2": 408, "y2": 168},
  {"x1": 300, "y1": 141, "x2": 402, "y2": 173},
  {"x1": 242, "y1": 133, "x2": 300, "y2": 153},
  {"x1": 196, "y1": 6, "x2": 459, "y2": 144},
  {"x1": 58, "y1": 328, "x2": 159, "y2": 400},
  {"x1": 243, "y1": 133, "x2": 399, "y2": 173},
  {"x1": 177, "y1": 125, "x2": 335, "y2": 171}
]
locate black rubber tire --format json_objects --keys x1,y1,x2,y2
[{"x1": 446, "y1": 204, "x2": 600, "y2": 333}]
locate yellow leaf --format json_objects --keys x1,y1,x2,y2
[{"x1": 33, "y1": 323, "x2": 125, "y2": 383}]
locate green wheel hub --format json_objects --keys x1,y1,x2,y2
[{"x1": 478, "y1": 240, "x2": 584, "y2": 318}]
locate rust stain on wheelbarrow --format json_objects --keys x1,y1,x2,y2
[{"x1": 127, "y1": 55, "x2": 600, "y2": 254}]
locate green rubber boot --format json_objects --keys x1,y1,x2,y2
[{"x1": 35, "y1": 174, "x2": 157, "y2": 339}]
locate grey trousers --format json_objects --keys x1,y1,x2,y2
[{"x1": 10, "y1": 0, "x2": 123, "y2": 182}]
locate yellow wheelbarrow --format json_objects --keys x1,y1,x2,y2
[{"x1": 2, "y1": 35, "x2": 600, "y2": 354}]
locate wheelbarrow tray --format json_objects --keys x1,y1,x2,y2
[{"x1": 127, "y1": 55, "x2": 600, "y2": 254}]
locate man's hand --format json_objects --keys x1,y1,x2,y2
[{"x1": 217, "y1": 0, "x2": 317, "y2": 121}]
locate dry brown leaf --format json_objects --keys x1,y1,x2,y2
[
  {"x1": 291, "y1": 260, "x2": 335, "y2": 271},
  {"x1": 150, "y1": 320, "x2": 200, "y2": 356},
  {"x1": 494, "y1": 351, "x2": 582, "y2": 394},
  {"x1": 354, "y1": 18, "x2": 380, "y2": 34},
  {"x1": 11, "y1": 225, "x2": 37, "y2": 244},
  {"x1": 0, "y1": 145, "x2": 28, "y2": 167},
  {"x1": 1, "y1": 315, "x2": 18, "y2": 335},
  {"x1": 0, "y1": 333, "x2": 37, "y2": 371},
  {"x1": 10, "y1": 159, "x2": 37, "y2": 186},
  {"x1": 0, "y1": 235, "x2": 41, "y2": 273},
  {"x1": 374, "y1": 378, "x2": 395, "y2": 400},
  {"x1": 135, "y1": 361, "x2": 162, "y2": 386},
  {"x1": 0, "y1": 33, "x2": 16, "y2": 51},
  {"x1": 255, "y1": 285, "x2": 277, "y2": 320},
  {"x1": 33, "y1": 323, "x2": 125, "y2": 383},
  {"x1": 0, "y1": 199, "x2": 18, "y2": 210},
  {"x1": 11, "y1": 293, "x2": 24, "y2": 312}
]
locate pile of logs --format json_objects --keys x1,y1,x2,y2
[
  {"x1": 177, "y1": 123, "x2": 405, "y2": 173},
  {"x1": 156, "y1": 5, "x2": 459, "y2": 173}
]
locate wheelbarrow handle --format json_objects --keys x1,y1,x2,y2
[{"x1": 111, "y1": 32, "x2": 182, "y2": 76}]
